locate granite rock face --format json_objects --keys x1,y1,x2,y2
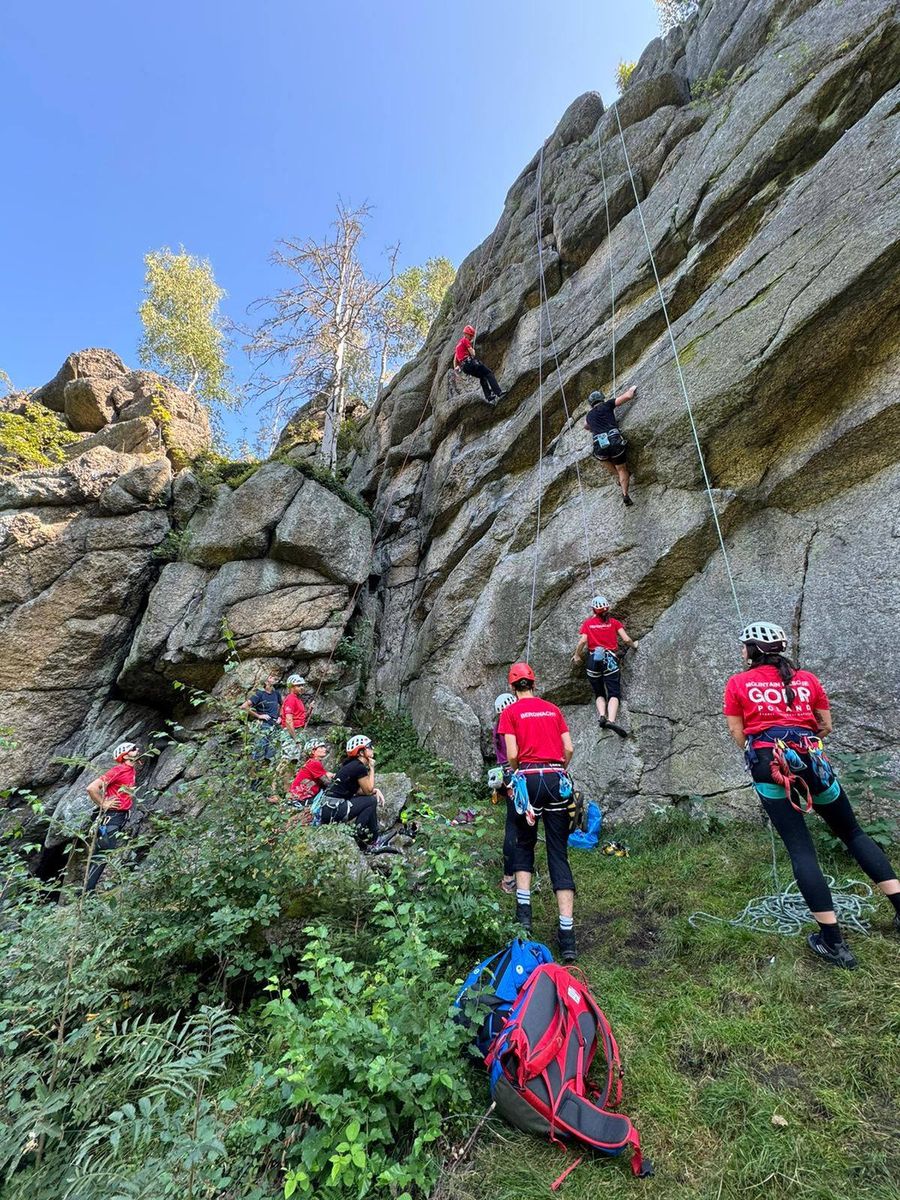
[{"x1": 349, "y1": 0, "x2": 900, "y2": 817}]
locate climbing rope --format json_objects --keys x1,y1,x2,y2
[
  {"x1": 607, "y1": 103, "x2": 874, "y2": 935},
  {"x1": 525, "y1": 147, "x2": 547, "y2": 663},
  {"x1": 611, "y1": 104, "x2": 745, "y2": 629},
  {"x1": 689, "y1": 826, "x2": 875, "y2": 935},
  {"x1": 597, "y1": 128, "x2": 618, "y2": 399}
]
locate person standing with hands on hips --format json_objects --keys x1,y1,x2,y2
[{"x1": 84, "y1": 741, "x2": 141, "y2": 892}]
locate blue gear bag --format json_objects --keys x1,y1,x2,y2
[{"x1": 454, "y1": 937, "x2": 554, "y2": 1058}]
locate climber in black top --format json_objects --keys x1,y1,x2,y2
[{"x1": 586, "y1": 386, "x2": 637, "y2": 506}]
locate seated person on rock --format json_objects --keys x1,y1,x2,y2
[
  {"x1": 280, "y1": 674, "x2": 308, "y2": 763},
  {"x1": 241, "y1": 672, "x2": 283, "y2": 762},
  {"x1": 288, "y1": 738, "x2": 334, "y2": 812},
  {"x1": 318, "y1": 734, "x2": 381, "y2": 845},
  {"x1": 585, "y1": 385, "x2": 637, "y2": 506},
  {"x1": 84, "y1": 741, "x2": 141, "y2": 893},
  {"x1": 453, "y1": 324, "x2": 505, "y2": 404}
]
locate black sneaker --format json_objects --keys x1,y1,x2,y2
[
  {"x1": 597, "y1": 715, "x2": 607, "y2": 728},
  {"x1": 558, "y1": 928, "x2": 577, "y2": 963},
  {"x1": 622, "y1": 494, "x2": 634, "y2": 507},
  {"x1": 515, "y1": 902, "x2": 533, "y2": 932},
  {"x1": 494, "y1": 390, "x2": 507, "y2": 401},
  {"x1": 806, "y1": 932, "x2": 858, "y2": 969}
]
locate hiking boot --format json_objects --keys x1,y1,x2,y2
[
  {"x1": 622, "y1": 493, "x2": 634, "y2": 507},
  {"x1": 806, "y1": 932, "x2": 858, "y2": 969},
  {"x1": 558, "y1": 928, "x2": 577, "y2": 963},
  {"x1": 515, "y1": 902, "x2": 533, "y2": 932}
]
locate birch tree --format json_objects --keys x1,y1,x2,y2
[
  {"x1": 138, "y1": 248, "x2": 232, "y2": 406},
  {"x1": 655, "y1": 0, "x2": 699, "y2": 33},
  {"x1": 246, "y1": 202, "x2": 397, "y2": 467}
]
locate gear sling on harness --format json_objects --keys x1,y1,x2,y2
[
  {"x1": 511, "y1": 767, "x2": 573, "y2": 815},
  {"x1": 746, "y1": 727, "x2": 837, "y2": 813}
]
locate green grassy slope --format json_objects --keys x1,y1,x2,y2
[{"x1": 442, "y1": 805, "x2": 900, "y2": 1200}]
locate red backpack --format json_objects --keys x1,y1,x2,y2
[{"x1": 486, "y1": 962, "x2": 650, "y2": 1182}]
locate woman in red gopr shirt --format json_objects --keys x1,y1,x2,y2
[
  {"x1": 572, "y1": 594, "x2": 638, "y2": 736},
  {"x1": 723, "y1": 621, "x2": 900, "y2": 969},
  {"x1": 497, "y1": 663, "x2": 578, "y2": 963},
  {"x1": 84, "y1": 740, "x2": 141, "y2": 893},
  {"x1": 289, "y1": 738, "x2": 334, "y2": 806},
  {"x1": 280, "y1": 673, "x2": 308, "y2": 763}
]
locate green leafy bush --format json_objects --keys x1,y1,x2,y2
[
  {"x1": 0, "y1": 401, "x2": 79, "y2": 473},
  {"x1": 616, "y1": 60, "x2": 636, "y2": 92}
]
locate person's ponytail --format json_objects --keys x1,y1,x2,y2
[{"x1": 747, "y1": 643, "x2": 796, "y2": 707}]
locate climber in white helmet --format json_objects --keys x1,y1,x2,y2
[
  {"x1": 585, "y1": 385, "x2": 637, "y2": 506},
  {"x1": 279, "y1": 674, "x2": 308, "y2": 764},
  {"x1": 83, "y1": 741, "x2": 142, "y2": 892},
  {"x1": 317, "y1": 734, "x2": 382, "y2": 845},
  {"x1": 572, "y1": 595, "x2": 639, "y2": 737},
  {"x1": 724, "y1": 621, "x2": 900, "y2": 970}
]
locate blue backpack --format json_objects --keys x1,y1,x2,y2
[
  {"x1": 454, "y1": 938, "x2": 554, "y2": 1057},
  {"x1": 569, "y1": 801, "x2": 603, "y2": 850}
]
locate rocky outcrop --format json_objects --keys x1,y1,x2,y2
[
  {"x1": 1, "y1": 357, "x2": 373, "y2": 840},
  {"x1": 350, "y1": 0, "x2": 900, "y2": 817}
]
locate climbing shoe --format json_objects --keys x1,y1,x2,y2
[
  {"x1": 515, "y1": 902, "x2": 533, "y2": 932},
  {"x1": 494, "y1": 390, "x2": 507, "y2": 401},
  {"x1": 806, "y1": 932, "x2": 858, "y2": 969},
  {"x1": 597, "y1": 714, "x2": 607, "y2": 728},
  {"x1": 557, "y1": 928, "x2": 577, "y2": 963},
  {"x1": 622, "y1": 493, "x2": 634, "y2": 507},
  {"x1": 606, "y1": 719, "x2": 629, "y2": 738}
]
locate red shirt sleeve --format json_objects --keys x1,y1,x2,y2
[
  {"x1": 307, "y1": 759, "x2": 327, "y2": 779},
  {"x1": 557, "y1": 709, "x2": 569, "y2": 736},
  {"x1": 809, "y1": 674, "x2": 829, "y2": 710},
  {"x1": 578, "y1": 618, "x2": 590, "y2": 635},
  {"x1": 296, "y1": 698, "x2": 307, "y2": 728},
  {"x1": 611, "y1": 618, "x2": 624, "y2": 635},
  {"x1": 722, "y1": 676, "x2": 743, "y2": 717}
]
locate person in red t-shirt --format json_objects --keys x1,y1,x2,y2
[
  {"x1": 572, "y1": 594, "x2": 639, "y2": 736},
  {"x1": 497, "y1": 662, "x2": 578, "y2": 962},
  {"x1": 453, "y1": 324, "x2": 505, "y2": 403},
  {"x1": 289, "y1": 739, "x2": 334, "y2": 807},
  {"x1": 280, "y1": 674, "x2": 308, "y2": 763},
  {"x1": 724, "y1": 621, "x2": 900, "y2": 969},
  {"x1": 84, "y1": 740, "x2": 141, "y2": 892}
]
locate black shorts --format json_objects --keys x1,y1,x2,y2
[
  {"x1": 586, "y1": 650, "x2": 621, "y2": 700},
  {"x1": 591, "y1": 432, "x2": 627, "y2": 464}
]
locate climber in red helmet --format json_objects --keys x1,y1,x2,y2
[
  {"x1": 454, "y1": 324, "x2": 506, "y2": 404},
  {"x1": 497, "y1": 662, "x2": 579, "y2": 962}
]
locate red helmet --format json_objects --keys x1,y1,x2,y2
[
  {"x1": 463, "y1": 325, "x2": 475, "y2": 337},
  {"x1": 508, "y1": 662, "x2": 536, "y2": 685}
]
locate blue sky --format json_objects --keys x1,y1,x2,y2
[{"x1": 1, "y1": 0, "x2": 660, "y2": 444}]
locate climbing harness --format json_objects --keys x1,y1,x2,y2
[{"x1": 591, "y1": 428, "x2": 627, "y2": 457}]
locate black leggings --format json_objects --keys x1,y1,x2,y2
[
  {"x1": 502, "y1": 792, "x2": 517, "y2": 877},
  {"x1": 85, "y1": 810, "x2": 129, "y2": 892},
  {"x1": 461, "y1": 358, "x2": 501, "y2": 400},
  {"x1": 319, "y1": 795, "x2": 379, "y2": 843},
  {"x1": 760, "y1": 789, "x2": 897, "y2": 914},
  {"x1": 512, "y1": 771, "x2": 575, "y2": 892}
]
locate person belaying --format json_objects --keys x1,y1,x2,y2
[
  {"x1": 242, "y1": 672, "x2": 283, "y2": 762},
  {"x1": 318, "y1": 734, "x2": 381, "y2": 845},
  {"x1": 724, "y1": 621, "x2": 900, "y2": 968},
  {"x1": 586, "y1": 386, "x2": 637, "y2": 506},
  {"x1": 493, "y1": 692, "x2": 518, "y2": 896},
  {"x1": 289, "y1": 738, "x2": 334, "y2": 810},
  {"x1": 572, "y1": 595, "x2": 639, "y2": 738},
  {"x1": 454, "y1": 324, "x2": 505, "y2": 403},
  {"x1": 83, "y1": 741, "x2": 141, "y2": 892},
  {"x1": 280, "y1": 674, "x2": 308, "y2": 763},
  {"x1": 498, "y1": 663, "x2": 578, "y2": 962}
]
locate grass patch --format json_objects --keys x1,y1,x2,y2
[{"x1": 439, "y1": 808, "x2": 900, "y2": 1199}]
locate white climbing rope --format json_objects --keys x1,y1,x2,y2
[
  {"x1": 611, "y1": 104, "x2": 745, "y2": 629},
  {"x1": 525, "y1": 147, "x2": 547, "y2": 663},
  {"x1": 597, "y1": 128, "x2": 618, "y2": 399}
]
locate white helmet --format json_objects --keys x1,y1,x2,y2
[
  {"x1": 304, "y1": 737, "x2": 328, "y2": 754},
  {"x1": 591, "y1": 594, "x2": 609, "y2": 610},
  {"x1": 740, "y1": 621, "x2": 787, "y2": 648},
  {"x1": 287, "y1": 674, "x2": 306, "y2": 686},
  {"x1": 494, "y1": 692, "x2": 516, "y2": 714},
  {"x1": 113, "y1": 741, "x2": 139, "y2": 762},
  {"x1": 346, "y1": 734, "x2": 372, "y2": 756}
]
